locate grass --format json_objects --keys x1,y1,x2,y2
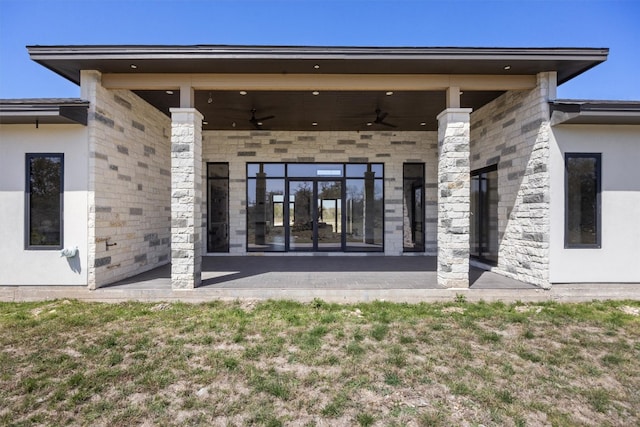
[{"x1": 1, "y1": 299, "x2": 639, "y2": 426}]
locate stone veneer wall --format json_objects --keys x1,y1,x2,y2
[
  {"x1": 201, "y1": 131, "x2": 438, "y2": 255},
  {"x1": 81, "y1": 71, "x2": 172, "y2": 289},
  {"x1": 469, "y1": 72, "x2": 555, "y2": 288}
]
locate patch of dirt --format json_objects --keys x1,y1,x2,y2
[
  {"x1": 441, "y1": 307, "x2": 465, "y2": 314},
  {"x1": 620, "y1": 305, "x2": 639, "y2": 316},
  {"x1": 150, "y1": 303, "x2": 171, "y2": 311},
  {"x1": 515, "y1": 305, "x2": 543, "y2": 313}
]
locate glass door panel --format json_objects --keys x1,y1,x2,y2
[
  {"x1": 317, "y1": 181, "x2": 342, "y2": 250},
  {"x1": 289, "y1": 180, "x2": 314, "y2": 251}
]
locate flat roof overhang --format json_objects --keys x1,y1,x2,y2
[
  {"x1": 0, "y1": 99, "x2": 89, "y2": 125},
  {"x1": 26, "y1": 45, "x2": 609, "y2": 131},
  {"x1": 27, "y1": 45, "x2": 609, "y2": 85},
  {"x1": 550, "y1": 100, "x2": 640, "y2": 126}
]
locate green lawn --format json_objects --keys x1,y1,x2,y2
[{"x1": 1, "y1": 299, "x2": 639, "y2": 426}]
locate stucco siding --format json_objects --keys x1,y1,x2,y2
[
  {"x1": 550, "y1": 124, "x2": 640, "y2": 283},
  {"x1": 0, "y1": 124, "x2": 89, "y2": 285}
]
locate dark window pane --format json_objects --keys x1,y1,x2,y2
[
  {"x1": 27, "y1": 154, "x2": 63, "y2": 248},
  {"x1": 470, "y1": 166, "x2": 498, "y2": 263},
  {"x1": 207, "y1": 163, "x2": 229, "y2": 252},
  {"x1": 403, "y1": 163, "x2": 425, "y2": 252},
  {"x1": 208, "y1": 163, "x2": 229, "y2": 178},
  {"x1": 566, "y1": 154, "x2": 600, "y2": 247}
]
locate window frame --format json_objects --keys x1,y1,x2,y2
[
  {"x1": 206, "y1": 162, "x2": 230, "y2": 253},
  {"x1": 470, "y1": 164, "x2": 499, "y2": 264},
  {"x1": 564, "y1": 152, "x2": 602, "y2": 249},
  {"x1": 402, "y1": 162, "x2": 425, "y2": 252},
  {"x1": 25, "y1": 153, "x2": 64, "y2": 250}
]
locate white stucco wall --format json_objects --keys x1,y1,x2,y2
[
  {"x1": 550, "y1": 124, "x2": 640, "y2": 283},
  {"x1": 0, "y1": 124, "x2": 89, "y2": 285}
]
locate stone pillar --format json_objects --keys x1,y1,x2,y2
[
  {"x1": 170, "y1": 108, "x2": 203, "y2": 289},
  {"x1": 437, "y1": 108, "x2": 472, "y2": 288}
]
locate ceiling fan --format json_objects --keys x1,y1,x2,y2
[
  {"x1": 249, "y1": 108, "x2": 275, "y2": 128},
  {"x1": 371, "y1": 108, "x2": 397, "y2": 128}
]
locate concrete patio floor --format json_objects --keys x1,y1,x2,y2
[
  {"x1": 2, "y1": 256, "x2": 639, "y2": 303},
  {"x1": 105, "y1": 256, "x2": 533, "y2": 290}
]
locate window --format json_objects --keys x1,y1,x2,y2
[
  {"x1": 246, "y1": 162, "x2": 384, "y2": 252},
  {"x1": 207, "y1": 163, "x2": 229, "y2": 252},
  {"x1": 565, "y1": 153, "x2": 601, "y2": 248},
  {"x1": 403, "y1": 163, "x2": 425, "y2": 252},
  {"x1": 25, "y1": 153, "x2": 63, "y2": 249},
  {"x1": 470, "y1": 165, "x2": 498, "y2": 264}
]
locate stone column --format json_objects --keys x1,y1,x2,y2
[
  {"x1": 437, "y1": 108, "x2": 472, "y2": 288},
  {"x1": 170, "y1": 108, "x2": 203, "y2": 289}
]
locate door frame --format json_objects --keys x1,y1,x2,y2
[{"x1": 286, "y1": 178, "x2": 345, "y2": 252}]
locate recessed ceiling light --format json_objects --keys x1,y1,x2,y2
[
  {"x1": 459, "y1": 91, "x2": 464, "y2": 95},
  {"x1": 202, "y1": 121, "x2": 208, "y2": 125},
  {"x1": 165, "y1": 90, "x2": 174, "y2": 95},
  {"x1": 207, "y1": 92, "x2": 213, "y2": 103},
  {"x1": 386, "y1": 91, "x2": 394, "y2": 96},
  {"x1": 504, "y1": 65, "x2": 511, "y2": 70},
  {"x1": 312, "y1": 91, "x2": 320, "y2": 96},
  {"x1": 239, "y1": 91, "x2": 247, "y2": 95},
  {"x1": 420, "y1": 122, "x2": 427, "y2": 126},
  {"x1": 312, "y1": 122, "x2": 318, "y2": 126},
  {"x1": 130, "y1": 64, "x2": 137, "y2": 69},
  {"x1": 314, "y1": 64, "x2": 320, "y2": 69},
  {"x1": 366, "y1": 122, "x2": 372, "y2": 126}
]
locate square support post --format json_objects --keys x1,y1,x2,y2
[
  {"x1": 437, "y1": 108, "x2": 472, "y2": 288},
  {"x1": 170, "y1": 108, "x2": 203, "y2": 289}
]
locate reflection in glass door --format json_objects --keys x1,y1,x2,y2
[
  {"x1": 207, "y1": 163, "x2": 229, "y2": 252},
  {"x1": 288, "y1": 180, "x2": 342, "y2": 251},
  {"x1": 317, "y1": 181, "x2": 342, "y2": 250}
]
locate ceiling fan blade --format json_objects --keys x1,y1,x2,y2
[
  {"x1": 377, "y1": 111, "x2": 388, "y2": 122},
  {"x1": 256, "y1": 115, "x2": 275, "y2": 122},
  {"x1": 380, "y1": 121, "x2": 397, "y2": 128}
]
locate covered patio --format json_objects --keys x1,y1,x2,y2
[{"x1": 105, "y1": 256, "x2": 534, "y2": 291}]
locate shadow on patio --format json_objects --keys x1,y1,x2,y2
[{"x1": 105, "y1": 256, "x2": 534, "y2": 291}]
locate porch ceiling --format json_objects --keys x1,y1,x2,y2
[
  {"x1": 28, "y1": 45, "x2": 609, "y2": 132},
  {"x1": 133, "y1": 89, "x2": 505, "y2": 131}
]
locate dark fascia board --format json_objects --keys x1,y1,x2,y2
[
  {"x1": 0, "y1": 98, "x2": 89, "y2": 125},
  {"x1": 550, "y1": 99, "x2": 640, "y2": 125},
  {"x1": 27, "y1": 44, "x2": 609, "y2": 86}
]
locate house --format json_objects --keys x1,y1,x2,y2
[{"x1": 1, "y1": 45, "x2": 638, "y2": 290}]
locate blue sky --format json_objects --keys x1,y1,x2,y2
[{"x1": 0, "y1": 0, "x2": 638, "y2": 100}]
